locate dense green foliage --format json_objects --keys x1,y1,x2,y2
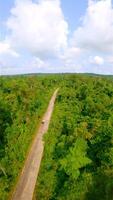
[
  {"x1": 1, "y1": 74, "x2": 113, "y2": 200},
  {"x1": 35, "y1": 75, "x2": 113, "y2": 200},
  {"x1": 0, "y1": 75, "x2": 59, "y2": 199}
]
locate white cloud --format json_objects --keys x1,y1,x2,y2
[
  {"x1": 89, "y1": 56, "x2": 104, "y2": 65},
  {"x1": 60, "y1": 47, "x2": 82, "y2": 69},
  {"x1": 7, "y1": 0, "x2": 68, "y2": 59},
  {"x1": 1, "y1": 0, "x2": 113, "y2": 75},
  {"x1": 61, "y1": 47, "x2": 81, "y2": 60},
  {"x1": 0, "y1": 40, "x2": 19, "y2": 75},
  {"x1": 25, "y1": 56, "x2": 50, "y2": 69},
  {"x1": 72, "y1": 0, "x2": 113, "y2": 53},
  {"x1": 0, "y1": 41, "x2": 19, "y2": 57}
]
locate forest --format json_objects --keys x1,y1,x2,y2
[
  {"x1": 0, "y1": 75, "x2": 60, "y2": 199},
  {"x1": 0, "y1": 74, "x2": 113, "y2": 199},
  {"x1": 35, "y1": 75, "x2": 113, "y2": 200}
]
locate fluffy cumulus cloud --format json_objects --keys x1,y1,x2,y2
[
  {"x1": 6, "y1": 0, "x2": 68, "y2": 58},
  {"x1": 89, "y1": 56, "x2": 104, "y2": 65},
  {"x1": 26, "y1": 57, "x2": 50, "y2": 69},
  {"x1": 63, "y1": 0, "x2": 113, "y2": 72},
  {"x1": 1, "y1": 0, "x2": 113, "y2": 75},
  {"x1": 72, "y1": 0, "x2": 113, "y2": 53},
  {"x1": 0, "y1": 41, "x2": 19, "y2": 57},
  {"x1": 60, "y1": 47, "x2": 82, "y2": 67},
  {"x1": 0, "y1": 40, "x2": 19, "y2": 75}
]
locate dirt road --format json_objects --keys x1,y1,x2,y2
[{"x1": 11, "y1": 89, "x2": 59, "y2": 200}]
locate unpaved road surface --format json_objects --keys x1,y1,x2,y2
[{"x1": 11, "y1": 89, "x2": 59, "y2": 200}]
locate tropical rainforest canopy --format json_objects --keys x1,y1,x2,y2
[{"x1": 0, "y1": 74, "x2": 113, "y2": 200}]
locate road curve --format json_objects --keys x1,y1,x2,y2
[{"x1": 11, "y1": 89, "x2": 59, "y2": 200}]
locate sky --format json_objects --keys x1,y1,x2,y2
[{"x1": 0, "y1": 0, "x2": 113, "y2": 75}]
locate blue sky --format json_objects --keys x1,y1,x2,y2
[
  {"x1": 61, "y1": 0, "x2": 88, "y2": 31},
  {"x1": 0, "y1": 0, "x2": 113, "y2": 75}
]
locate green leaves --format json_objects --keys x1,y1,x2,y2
[
  {"x1": 36, "y1": 75, "x2": 113, "y2": 200},
  {"x1": 1, "y1": 74, "x2": 113, "y2": 199},
  {"x1": 0, "y1": 75, "x2": 59, "y2": 199},
  {"x1": 60, "y1": 138, "x2": 91, "y2": 179}
]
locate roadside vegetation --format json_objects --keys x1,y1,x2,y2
[
  {"x1": 35, "y1": 75, "x2": 113, "y2": 200},
  {"x1": 0, "y1": 75, "x2": 60, "y2": 199}
]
